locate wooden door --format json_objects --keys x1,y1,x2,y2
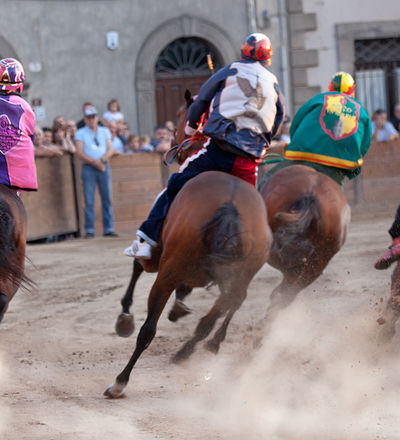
[{"x1": 155, "y1": 75, "x2": 209, "y2": 126}]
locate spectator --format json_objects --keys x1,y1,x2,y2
[
  {"x1": 126, "y1": 134, "x2": 140, "y2": 153},
  {"x1": 165, "y1": 120, "x2": 175, "y2": 136},
  {"x1": 102, "y1": 98, "x2": 124, "y2": 124},
  {"x1": 42, "y1": 127, "x2": 55, "y2": 147},
  {"x1": 371, "y1": 109, "x2": 399, "y2": 142},
  {"x1": 107, "y1": 120, "x2": 125, "y2": 154},
  {"x1": 139, "y1": 134, "x2": 154, "y2": 152},
  {"x1": 33, "y1": 127, "x2": 62, "y2": 157},
  {"x1": 52, "y1": 124, "x2": 76, "y2": 154},
  {"x1": 117, "y1": 120, "x2": 129, "y2": 146},
  {"x1": 150, "y1": 125, "x2": 172, "y2": 154},
  {"x1": 65, "y1": 120, "x2": 77, "y2": 145},
  {"x1": 391, "y1": 103, "x2": 400, "y2": 132},
  {"x1": 53, "y1": 115, "x2": 65, "y2": 131},
  {"x1": 74, "y1": 106, "x2": 119, "y2": 238},
  {"x1": 77, "y1": 102, "x2": 94, "y2": 129}
]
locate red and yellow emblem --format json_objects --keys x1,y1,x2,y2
[{"x1": 320, "y1": 94, "x2": 360, "y2": 141}]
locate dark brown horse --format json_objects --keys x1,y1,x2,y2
[
  {"x1": 0, "y1": 184, "x2": 29, "y2": 323},
  {"x1": 259, "y1": 164, "x2": 351, "y2": 332},
  {"x1": 377, "y1": 262, "x2": 400, "y2": 342},
  {"x1": 106, "y1": 171, "x2": 272, "y2": 398}
]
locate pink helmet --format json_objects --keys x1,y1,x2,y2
[{"x1": 0, "y1": 58, "x2": 25, "y2": 93}]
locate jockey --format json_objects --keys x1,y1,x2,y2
[
  {"x1": 125, "y1": 32, "x2": 285, "y2": 258},
  {"x1": 259, "y1": 72, "x2": 372, "y2": 188},
  {"x1": 0, "y1": 58, "x2": 37, "y2": 191},
  {"x1": 375, "y1": 205, "x2": 400, "y2": 269}
]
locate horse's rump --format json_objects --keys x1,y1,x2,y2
[
  {"x1": 202, "y1": 201, "x2": 244, "y2": 265},
  {"x1": 261, "y1": 165, "x2": 349, "y2": 271},
  {"x1": 161, "y1": 171, "x2": 269, "y2": 284},
  {"x1": 272, "y1": 193, "x2": 320, "y2": 267}
]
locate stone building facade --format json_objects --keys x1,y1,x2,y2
[{"x1": 0, "y1": 0, "x2": 398, "y2": 133}]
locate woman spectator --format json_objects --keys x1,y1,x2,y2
[{"x1": 52, "y1": 124, "x2": 75, "y2": 154}]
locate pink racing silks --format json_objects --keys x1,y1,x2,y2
[{"x1": 0, "y1": 95, "x2": 37, "y2": 190}]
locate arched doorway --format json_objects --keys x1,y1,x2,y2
[{"x1": 155, "y1": 37, "x2": 223, "y2": 126}]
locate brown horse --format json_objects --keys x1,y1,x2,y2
[
  {"x1": 259, "y1": 164, "x2": 351, "y2": 332},
  {"x1": 376, "y1": 262, "x2": 400, "y2": 342},
  {"x1": 0, "y1": 184, "x2": 29, "y2": 323},
  {"x1": 106, "y1": 171, "x2": 272, "y2": 398}
]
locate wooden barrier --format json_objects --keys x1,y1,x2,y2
[
  {"x1": 21, "y1": 140, "x2": 400, "y2": 241},
  {"x1": 93, "y1": 153, "x2": 166, "y2": 235},
  {"x1": 344, "y1": 139, "x2": 400, "y2": 206},
  {"x1": 21, "y1": 154, "x2": 79, "y2": 241}
]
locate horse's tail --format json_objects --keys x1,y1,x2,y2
[
  {"x1": 272, "y1": 193, "x2": 320, "y2": 265},
  {"x1": 0, "y1": 199, "x2": 29, "y2": 289},
  {"x1": 202, "y1": 202, "x2": 243, "y2": 266}
]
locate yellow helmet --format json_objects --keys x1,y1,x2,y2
[{"x1": 328, "y1": 72, "x2": 355, "y2": 97}]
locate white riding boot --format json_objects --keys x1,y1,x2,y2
[{"x1": 124, "y1": 239, "x2": 152, "y2": 259}]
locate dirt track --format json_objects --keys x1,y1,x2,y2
[{"x1": 1, "y1": 211, "x2": 400, "y2": 440}]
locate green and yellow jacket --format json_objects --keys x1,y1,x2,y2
[{"x1": 284, "y1": 92, "x2": 372, "y2": 178}]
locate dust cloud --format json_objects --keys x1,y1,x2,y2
[{"x1": 175, "y1": 302, "x2": 400, "y2": 440}]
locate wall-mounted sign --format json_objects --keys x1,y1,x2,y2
[{"x1": 106, "y1": 32, "x2": 119, "y2": 51}]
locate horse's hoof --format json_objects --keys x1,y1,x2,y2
[
  {"x1": 168, "y1": 300, "x2": 192, "y2": 322},
  {"x1": 205, "y1": 339, "x2": 220, "y2": 354},
  {"x1": 103, "y1": 382, "x2": 126, "y2": 399},
  {"x1": 171, "y1": 347, "x2": 192, "y2": 364},
  {"x1": 115, "y1": 313, "x2": 134, "y2": 337}
]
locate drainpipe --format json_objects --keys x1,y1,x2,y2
[
  {"x1": 246, "y1": 0, "x2": 256, "y2": 34},
  {"x1": 277, "y1": 0, "x2": 292, "y2": 116}
]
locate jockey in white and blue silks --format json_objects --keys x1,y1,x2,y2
[{"x1": 124, "y1": 32, "x2": 285, "y2": 259}]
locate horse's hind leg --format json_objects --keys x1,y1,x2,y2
[
  {"x1": 168, "y1": 284, "x2": 193, "y2": 322},
  {"x1": 205, "y1": 283, "x2": 248, "y2": 354},
  {"x1": 172, "y1": 293, "x2": 229, "y2": 363},
  {"x1": 115, "y1": 258, "x2": 144, "y2": 337},
  {"x1": 105, "y1": 275, "x2": 176, "y2": 398}
]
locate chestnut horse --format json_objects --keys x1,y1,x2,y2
[
  {"x1": 0, "y1": 184, "x2": 29, "y2": 323},
  {"x1": 259, "y1": 165, "x2": 350, "y2": 332},
  {"x1": 106, "y1": 173, "x2": 272, "y2": 397},
  {"x1": 377, "y1": 262, "x2": 400, "y2": 343}
]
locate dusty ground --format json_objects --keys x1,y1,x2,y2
[{"x1": 1, "y1": 209, "x2": 400, "y2": 440}]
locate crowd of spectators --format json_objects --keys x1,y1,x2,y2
[
  {"x1": 33, "y1": 98, "x2": 400, "y2": 163},
  {"x1": 33, "y1": 98, "x2": 176, "y2": 159}
]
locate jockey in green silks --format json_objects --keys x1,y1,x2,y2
[{"x1": 259, "y1": 72, "x2": 372, "y2": 188}]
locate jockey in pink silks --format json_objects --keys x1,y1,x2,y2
[{"x1": 0, "y1": 58, "x2": 37, "y2": 192}]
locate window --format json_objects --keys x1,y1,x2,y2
[
  {"x1": 354, "y1": 38, "x2": 400, "y2": 117},
  {"x1": 155, "y1": 38, "x2": 222, "y2": 79}
]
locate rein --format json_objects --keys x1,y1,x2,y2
[{"x1": 163, "y1": 114, "x2": 208, "y2": 166}]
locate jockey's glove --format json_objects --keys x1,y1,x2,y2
[{"x1": 184, "y1": 122, "x2": 197, "y2": 136}]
